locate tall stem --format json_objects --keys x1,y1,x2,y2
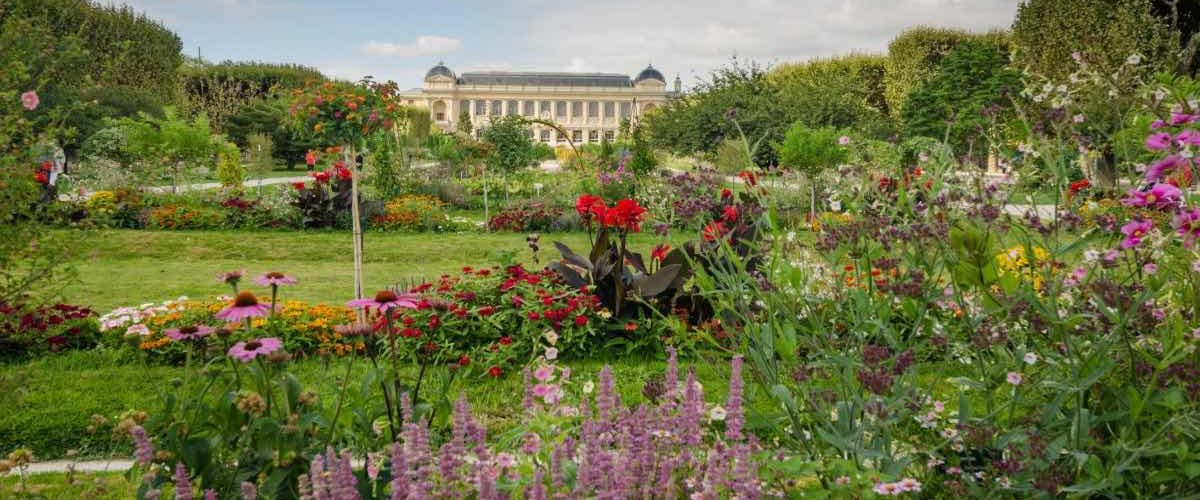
[
  {"x1": 324, "y1": 349, "x2": 357, "y2": 449},
  {"x1": 269, "y1": 284, "x2": 278, "y2": 316}
]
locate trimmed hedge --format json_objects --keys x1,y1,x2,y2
[
  {"x1": 1012, "y1": 0, "x2": 1175, "y2": 79},
  {"x1": 770, "y1": 53, "x2": 893, "y2": 137},
  {"x1": 883, "y1": 27, "x2": 1008, "y2": 120}
]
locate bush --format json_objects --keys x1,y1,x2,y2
[
  {"x1": 371, "y1": 194, "x2": 450, "y2": 231},
  {"x1": 1012, "y1": 0, "x2": 1175, "y2": 80},
  {"x1": 0, "y1": 302, "x2": 98, "y2": 359},
  {"x1": 884, "y1": 27, "x2": 1007, "y2": 120},
  {"x1": 770, "y1": 53, "x2": 895, "y2": 137},
  {"x1": 146, "y1": 204, "x2": 226, "y2": 230},
  {"x1": 486, "y1": 202, "x2": 566, "y2": 232},
  {"x1": 215, "y1": 141, "x2": 244, "y2": 187},
  {"x1": 776, "y1": 122, "x2": 848, "y2": 176}
]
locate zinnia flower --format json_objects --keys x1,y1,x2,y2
[
  {"x1": 216, "y1": 292, "x2": 271, "y2": 322},
  {"x1": 346, "y1": 290, "x2": 421, "y2": 312},
  {"x1": 227, "y1": 337, "x2": 283, "y2": 362},
  {"x1": 255, "y1": 272, "x2": 297, "y2": 287},
  {"x1": 20, "y1": 91, "x2": 39, "y2": 110},
  {"x1": 1119, "y1": 219, "x2": 1154, "y2": 249},
  {"x1": 1121, "y1": 183, "x2": 1182, "y2": 209},
  {"x1": 165, "y1": 325, "x2": 214, "y2": 341}
]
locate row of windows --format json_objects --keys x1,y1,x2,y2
[
  {"x1": 459, "y1": 100, "x2": 634, "y2": 119},
  {"x1": 529, "y1": 129, "x2": 615, "y2": 143}
]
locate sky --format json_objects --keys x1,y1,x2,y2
[{"x1": 108, "y1": 0, "x2": 1021, "y2": 89}]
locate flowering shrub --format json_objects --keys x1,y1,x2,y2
[
  {"x1": 486, "y1": 201, "x2": 565, "y2": 232},
  {"x1": 371, "y1": 194, "x2": 450, "y2": 231},
  {"x1": 145, "y1": 203, "x2": 225, "y2": 230},
  {"x1": 0, "y1": 302, "x2": 97, "y2": 358}
]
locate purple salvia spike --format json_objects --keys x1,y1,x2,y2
[
  {"x1": 725, "y1": 355, "x2": 745, "y2": 442},
  {"x1": 309, "y1": 453, "x2": 328, "y2": 500},
  {"x1": 400, "y1": 392, "x2": 413, "y2": 426},
  {"x1": 597, "y1": 365, "x2": 616, "y2": 423},
  {"x1": 389, "y1": 442, "x2": 408, "y2": 500},
  {"x1": 335, "y1": 450, "x2": 361, "y2": 500},
  {"x1": 665, "y1": 347, "x2": 679, "y2": 405},
  {"x1": 732, "y1": 443, "x2": 762, "y2": 500},
  {"x1": 526, "y1": 469, "x2": 547, "y2": 500},
  {"x1": 522, "y1": 367, "x2": 536, "y2": 412},
  {"x1": 682, "y1": 367, "x2": 703, "y2": 447},
  {"x1": 298, "y1": 473, "x2": 313, "y2": 500},
  {"x1": 549, "y1": 439, "x2": 565, "y2": 494},
  {"x1": 173, "y1": 463, "x2": 194, "y2": 500},
  {"x1": 130, "y1": 425, "x2": 154, "y2": 465},
  {"x1": 204, "y1": 489, "x2": 217, "y2": 500},
  {"x1": 145, "y1": 489, "x2": 162, "y2": 500},
  {"x1": 657, "y1": 457, "x2": 677, "y2": 498}
]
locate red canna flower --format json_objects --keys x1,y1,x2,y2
[
  {"x1": 488, "y1": 366, "x2": 502, "y2": 377},
  {"x1": 312, "y1": 171, "x2": 331, "y2": 184},
  {"x1": 575, "y1": 194, "x2": 605, "y2": 219},
  {"x1": 703, "y1": 221, "x2": 728, "y2": 242},
  {"x1": 334, "y1": 166, "x2": 352, "y2": 181},
  {"x1": 722, "y1": 205, "x2": 738, "y2": 223},
  {"x1": 651, "y1": 243, "x2": 671, "y2": 263},
  {"x1": 606, "y1": 198, "x2": 646, "y2": 232}
]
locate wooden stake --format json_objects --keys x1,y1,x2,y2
[{"x1": 347, "y1": 145, "x2": 366, "y2": 324}]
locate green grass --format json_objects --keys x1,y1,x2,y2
[
  {"x1": 0, "y1": 471, "x2": 134, "y2": 499},
  {"x1": 63, "y1": 229, "x2": 682, "y2": 311},
  {"x1": 0, "y1": 349, "x2": 747, "y2": 460}
]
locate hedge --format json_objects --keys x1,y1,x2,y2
[{"x1": 883, "y1": 27, "x2": 1008, "y2": 120}]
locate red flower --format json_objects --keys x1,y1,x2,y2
[
  {"x1": 457, "y1": 355, "x2": 470, "y2": 366},
  {"x1": 478, "y1": 306, "x2": 496, "y2": 317},
  {"x1": 575, "y1": 194, "x2": 605, "y2": 219},
  {"x1": 291, "y1": 182, "x2": 306, "y2": 190},
  {"x1": 40, "y1": 161, "x2": 52, "y2": 172},
  {"x1": 1068, "y1": 179, "x2": 1090, "y2": 195},
  {"x1": 624, "y1": 321, "x2": 638, "y2": 332},
  {"x1": 334, "y1": 166, "x2": 352, "y2": 181},
  {"x1": 722, "y1": 205, "x2": 738, "y2": 223},
  {"x1": 720, "y1": 188, "x2": 732, "y2": 200},
  {"x1": 651, "y1": 243, "x2": 671, "y2": 263},
  {"x1": 878, "y1": 177, "x2": 893, "y2": 190},
  {"x1": 527, "y1": 311, "x2": 541, "y2": 321},
  {"x1": 703, "y1": 221, "x2": 728, "y2": 242},
  {"x1": 575, "y1": 315, "x2": 588, "y2": 327},
  {"x1": 427, "y1": 316, "x2": 440, "y2": 329},
  {"x1": 305, "y1": 150, "x2": 318, "y2": 166},
  {"x1": 401, "y1": 327, "x2": 422, "y2": 338},
  {"x1": 737, "y1": 170, "x2": 758, "y2": 187},
  {"x1": 499, "y1": 336, "x2": 513, "y2": 345},
  {"x1": 488, "y1": 366, "x2": 503, "y2": 377},
  {"x1": 312, "y1": 171, "x2": 331, "y2": 184},
  {"x1": 34, "y1": 172, "x2": 48, "y2": 185},
  {"x1": 511, "y1": 295, "x2": 524, "y2": 307},
  {"x1": 606, "y1": 198, "x2": 646, "y2": 232}
]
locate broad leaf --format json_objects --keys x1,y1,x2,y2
[{"x1": 632, "y1": 264, "x2": 681, "y2": 297}]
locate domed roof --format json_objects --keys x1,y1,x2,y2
[
  {"x1": 634, "y1": 64, "x2": 665, "y2": 83},
  {"x1": 425, "y1": 62, "x2": 455, "y2": 81}
]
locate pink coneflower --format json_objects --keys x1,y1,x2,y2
[
  {"x1": 216, "y1": 292, "x2": 270, "y2": 323},
  {"x1": 20, "y1": 91, "x2": 39, "y2": 110},
  {"x1": 165, "y1": 325, "x2": 214, "y2": 341},
  {"x1": 1145, "y1": 155, "x2": 1188, "y2": 183},
  {"x1": 227, "y1": 337, "x2": 283, "y2": 362},
  {"x1": 217, "y1": 270, "x2": 246, "y2": 293},
  {"x1": 347, "y1": 290, "x2": 421, "y2": 312},
  {"x1": 255, "y1": 272, "x2": 297, "y2": 287},
  {"x1": 1145, "y1": 132, "x2": 1173, "y2": 150}
]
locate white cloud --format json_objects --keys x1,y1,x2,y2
[{"x1": 360, "y1": 36, "x2": 462, "y2": 58}]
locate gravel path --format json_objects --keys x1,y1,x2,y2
[{"x1": 4, "y1": 459, "x2": 134, "y2": 475}]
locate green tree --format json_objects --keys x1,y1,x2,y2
[
  {"x1": 1012, "y1": 0, "x2": 1175, "y2": 79},
  {"x1": 901, "y1": 41, "x2": 1021, "y2": 164},
  {"x1": 627, "y1": 124, "x2": 658, "y2": 176},
  {"x1": 770, "y1": 54, "x2": 894, "y2": 138},
  {"x1": 123, "y1": 109, "x2": 215, "y2": 191},
  {"x1": 777, "y1": 122, "x2": 848, "y2": 217},
  {"x1": 456, "y1": 109, "x2": 473, "y2": 135},
  {"x1": 884, "y1": 27, "x2": 1007, "y2": 120},
  {"x1": 215, "y1": 140, "x2": 244, "y2": 187}
]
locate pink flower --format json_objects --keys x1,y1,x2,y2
[
  {"x1": 216, "y1": 270, "x2": 245, "y2": 286},
  {"x1": 1120, "y1": 219, "x2": 1154, "y2": 249},
  {"x1": 1145, "y1": 132, "x2": 1173, "y2": 150},
  {"x1": 896, "y1": 478, "x2": 921, "y2": 492},
  {"x1": 254, "y1": 272, "x2": 297, "y2": 287},
  {"x1": 346, "y1": 290, "x2": 421, "y2": 312},
  {"x1": 216, "y1": 292, "x2": 271, "y2": 322},
  {"x1": 835, "y1": 476, "x2": 850, "y2": 485},
  {"x1": 838, "y1": 135, "x2": 851, "y2": 146},
  {"x1": 20, "y1": 91, "x2": 39, "y2": 110},
  {"x1": 1169, "y1": 113, "x2": 1196, "y2": 126},
  {"x1": 873, "y1": 482, "x2": 900, "y2": 495},
  {"x1": 1143, "y1": 262, "x2": 1158, "y2": 275},
  {"x1": 227, "y1": 337, "x2": 283, "y2": 362},
  {"x1": 1121, "y1": 183, "x2": 1182, "y2": 209},
  {"x1": 1006, "y1": 372, "x2": 1023, "y2": 386},
  {"x1": 1151, "y1": 119, "x2": 1167, "y2": 130},
  {"x1": 1174, "y1": 207, "x2": 1200, "y2": 247},
  {"x1": 533, "y1": 364, "x2": 554, "y2": 382},
  {"x1": 1145, "y1": 155, "x2": 1188, "y2": 183},
  {"x1": 1176, "y1": 129, "x2": 1200, "y2": 146},
  {"x1": 165, "y1": 325, "x2": 214, "y2": 341}
]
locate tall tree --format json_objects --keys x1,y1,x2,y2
[{"x1": 1012, "y1": 0, "x2": 1175, "y2": 79}]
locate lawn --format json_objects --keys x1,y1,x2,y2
[
  {"x1": 63, "y1": 229, "x2": 680, "y2": 311},
  {"x1": 0, "y1": 471, "x2": 134, "y2": 499}
]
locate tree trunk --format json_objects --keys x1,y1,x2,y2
[
  {"x1": 1092, "y1": 149, "x2": 1119, "y2": 193},
  {"x1": 347, "y1": 146, "x2": 366, "y2": 325}
]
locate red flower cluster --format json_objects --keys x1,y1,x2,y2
[
  {"x1": 1068, "y1": 179, "x2": 1090, "y2": 195},
  {"x1": 703, "y1": 221, "x2": 729, "y2": 242},
  {"x1": 312, "y1": 171, "x2": 331, "y2": 184},
  {"x1": 33, "y1": 161, "x2": 52, "y2": 185},
  {"x1": 651, "y1": 243, "x2": 671, "y2": 263},
  {"x1": 574, "y1": 194, "x2": 647, "y2": 232}
]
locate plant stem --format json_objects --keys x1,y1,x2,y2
[{"x1": 324, "y1": 349, "x2": 356, "y2": 449}]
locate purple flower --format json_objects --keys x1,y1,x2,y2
[
  {"x1": 1146, "y1": 155, "x2": 1188, "y2": 183},
  {"x1": 130, "y1": 425, "x2": 153, "y2": 465},
  {"x1": 1151, "y1": 119, "x2": 1167, "y2": 130},
  {"x1": 838, "y1": 135, "x2": 851, "y2": 146},
  {"x1": 254, "y1": 272, "x2": 297, "y2": 287},
  {"x1": 1006, "y1": 372, "x2": 1022, "y2": 386},
  {"x1": 1143, "y1": 262, "x2": 1158, "y2": 275},
  {"x1": 1121, "y1": 183, "x2": 1182, "y2": 209},
  {"x1": 216, "y1": 292, "x2": 270, "y2": 322},
  {"x1": 346, "y1": 290, "x2": 421, "y2": 312},
  {"x1": 1120, "y1": 219, "x2": 1154, "y2": 249},
  {"x1": 227, "y1": 337, "x2": 283, "y2": 362},
  {"x1": 1146, "y1": 132, "x2": 1173, "y2": 150},
  {"x1": 164, "y1": 325, "x2": 214, "y2": 341},
  {"x1": 1169, "y1": 112, "x2": 1196, "y2": 126},
  {"x1": 174, "y1": 463, "x2": 194, "y2": 500},
  {"x1": 1174, "y1": 207, "x2": 1200, "y2": 247},
  {"x1": 1176, "y1": 129, "x2": 1200, "y2": 146},
  {"x1": 240, "y1": 482, "x2": 257, "y2": 500}
]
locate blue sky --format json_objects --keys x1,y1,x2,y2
[{"x1": 111, "y1": 0, "x2": 1019, "y2": 89}]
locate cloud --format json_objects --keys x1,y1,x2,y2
[{"x1": 360, "y1": 36, "x2": 462, "y2": 58}]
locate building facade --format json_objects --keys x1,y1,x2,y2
[{"x1": 397, "y1": 62, "x2": 679, "y2": 144}]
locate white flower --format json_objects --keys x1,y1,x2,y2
[
  {"x1": 126, "y1": 324, "x2": 150, "y2": 336},
  {"x1": 544, "y1": 347, "x2": 558, "y2": 360},
  {"x1": 543, "y1": 329, "x2": 558, "y2": 345},
  {"x1": 1127, "y1": 53, "x2": 1142, "y2": 65},
  {"x1": 1083, "y1": 250, "x2": 1099, "y2": 262},
  {"x1": 708, "y1": 405, "x2": 727, "y2": 422},
  {"x1": 1023, "y1": 352, "x2": 1038, "y2": 365},
  {"x1": 1072, "y1": 114, "x2": 1085, "y2": 123},
  {"x1": 582, "y1": 381, "x2": 594, "y2": 394},
  {"x1": 830, "y1": 200, "x2": 842, "y2": 211}
]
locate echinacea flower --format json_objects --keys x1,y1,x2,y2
[
  {"x1": 217, "y1": 270, "x2": 245, "y2": 290},
  {"x1": 20, "y1": 91, "x2": 39, "y2": 110},
  {"x1": 216, "y1": 292, "x2": 271, "y2": 322},
  {"x1": 227, "y1": 337, "x2": 283, "y2": 362},
  {"x1": 255, "y1": 272, "x2": 297, "y2": 287},
  {"x1": 347, "y1": 290, "x2": 421, "y2": 312},
  {"x1": 165, "y1": 325, "x2": 214, "y2": 341},
  {"x1": 838, "y1": 135, "x2": 851, "y2": 146},
  {"x1": 1121, "y1": 183, "x2": 1182, "y2": 209},
  {"x1": 1119, "y1": 219, "x2": 1154, "y2": 249}
]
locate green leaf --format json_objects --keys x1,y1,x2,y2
[{"x1": 181, "y1": 437, "x2": 212, "y2": 474}]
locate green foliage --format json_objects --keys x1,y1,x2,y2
[
  {"x1": 901, "y1": 41, "x2": 1021, "y2": 162},
  {"x1": 122, "y1": 109, "x2": 215, "y2": 189},
  {"x1": 884, "y1": 27, "x2": 1008, "y2": 120},
  {"x1": 244, "y1": 133, "x2": 275, "y2": 179},
  {"x1": 713, "y1": 138, "x2": 751, "y2": 175},
  {"x1": 180, "y1": 60, "x2": 324, "y2": 132},
  {"x1": 627, "y1": 124, "x2": 659, "y2": 176},
  {"x1": 479, "y1": 115, "x2": 536, "y2": 176},
  {"x1": 771, "y1": 53, "x2": 894, "y2": 137},
  {"x1": 1012, "y1": 0, "x2": 1175, "y2": 79},
  {"x1": 456, "y1": 109, "x2": 472, "y2": 135},
  {"x1": 214, "y1": 141, "x2": 244, "y2": 187},
  {"x1": 777, "y1": 122, "x2": 848, "y2": 176}
]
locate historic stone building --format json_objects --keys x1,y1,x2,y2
[{"x1": 397, "y1": 62, "x2": 679, "y2": 144}]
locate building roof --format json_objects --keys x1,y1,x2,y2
[
  {"x1": 457, "y1": 71, "x2": 634, "y2": 88},
  {"x1": 634, "y1": 65, "x2": 665, "y2": 83},
  {"x1": 425, "y1": 62, "x2": 455, "y2": 80}
]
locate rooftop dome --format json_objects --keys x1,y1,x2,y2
[
  {"x1": 425, "y1": 62, "x2": 455, "y2": 81},
  {"x1": 634, "y1": 64, "x2": 665, "y2": 83}
]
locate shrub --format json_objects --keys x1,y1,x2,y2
[
  {"x1": 776, "y1": 122, "x2": 848, "y2": 176},
  {"x1": 1011, "y1": 0, "x2": 1175, "y2": 80},
  {"x1": 770, "y1": 53, "x2": 894, "y2": 137},
  {"x1": 214, "y1": 140, "x2": 245, "y2": 187},
  {"x1": 486, "y1": 202, "x2": 565, "y2": 232},
  {"x1": 884, "y1": 27, "x2": 1007, "y2": 120},
  {"x1": 0, "y1": 302, "x2": 98, "y2": 359},
  {"x1": 371, "y1": 194, "x2": 449, "y2": 231},
  {"x1": 146, "y1": 204, "x2": 225, "y2": 230}
]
